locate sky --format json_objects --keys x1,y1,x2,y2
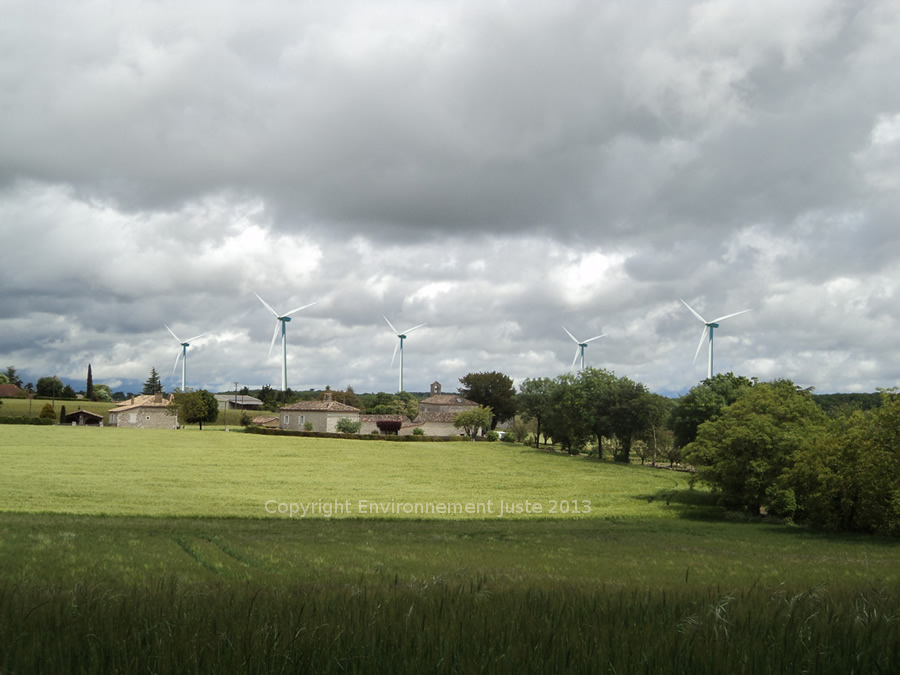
[{"x1": 1, "y1": 0, "x2": 899, "y2": 397}]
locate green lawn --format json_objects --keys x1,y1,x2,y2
[
  {"x1": 1, "y1": 426, "x2": 897, "y2": 673},
  {"x1": 0, "y1": 425, "x2": 694, "y2": 519}
]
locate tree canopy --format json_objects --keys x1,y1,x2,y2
[
  {"x1": 458, "y1": 371, "x2": 516, "y2": 429},
  {"x1": 142, "y1": 368, "x2": 164, "y2": 395},
  {"x1": 168, "y1": 390, "x2": 219, "y2": 430},
  {"x1": 453, "y1": 406, "x2": 493, "y2": 438}
]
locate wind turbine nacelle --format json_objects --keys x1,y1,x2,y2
[
  {"x1": 709, "y1": 323, "x2": 719, "y2": 328},
  {"x1": 280, "y1": 316, "x2": 292, "y2": 322}
]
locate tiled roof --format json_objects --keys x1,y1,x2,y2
[
  {"x1": 280, "y1": 400, "x2": 361, "y2": 413},
  {"x1": 109, "y1": 393, "x2": 173, "y2": 412},
  {"x1": 214, "y1": 394, "x2": 263, "y2": 405},
  {"x1": 411, "y1": 411, "x2": 458, "y2": 424},
  {"x1": 0, "y1": 384, "x2": 25, "y2": 397},
  {"x1": 419, "y1": 394, "x2": 478, "y2": 407},
  {"x1": 360, "y1": 414, "x2": 407, "y2": 422}
]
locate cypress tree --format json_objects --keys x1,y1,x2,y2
[
  {"x1": 86, "y1": 364, "x2": 95, "y2": 401},
  {"x1": 142, "y1": 367, "x2": 163, "y2": 395}
]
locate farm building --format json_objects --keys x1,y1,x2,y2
[
  {"x1": 279, "y1": 392, "x2": 361, "y2": 433},
  {"x1": 63, "y1": 408, "x2": 104, "y2": 426},
  {"x1": 359, "y1": 414, "x2": 407, "y2": 435},
  {"x1": 214, "y1": 393, "x2": 264, "y2": 414},
  {"x1": 107, "y1": 393, "x2": 176, "y2": 429}
]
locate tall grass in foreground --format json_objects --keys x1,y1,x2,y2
[{"x1": 2, "y1": 579, "x2": 896, "y2": 674}]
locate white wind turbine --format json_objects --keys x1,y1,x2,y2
[
  {"x1": 165, "y1": 325, "x2": 209, "y2": 392},
  {"x1": 681, "y1": 299, "x2": 752, "y2": 380},
  {"x1": 563, "y1": 326, "x2": 607, "y2": 371},
  {"x1": 255, "y1": 292, "x2": 318, "y2": 393},
  {"x1": 383, "y1": 316, "x2": 426, "y2": 393}
]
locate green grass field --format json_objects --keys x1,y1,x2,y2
[{"x1": 1, "y1": 426, "x2": 898, "y2": 672}]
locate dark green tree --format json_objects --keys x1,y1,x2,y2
[
  {"x1": 4, "y1": 366, "x2": 23, "y2": 388},
  {"x1": 59, "y1": 404, "x2": 67, "y2": 423},
  {"x1": 458, "y1": 371, "x2": 516, "y2": 429},
  {"x1": 543, "y1": 374, "x2": 592, "y2": 454},
  {"x1": 39, "y1": 402, "x2": 56, "y2": 420},
  {"x1": 517, "y1": 377, "x2": 554, "y2": 447},
  {"x1": 576, "y1": 368, "x2": 618, "y2": 458},
  {"x1": 142, "y1": 368, "x2": 163, "y2": 395},
  {"x1": 684, "y1": 380, "x2": 828, "y2": 514},
  {"x1": 86, "y1": 364, "x2": 94, "y2": 401},
  {"x1": 778, "y1": 390, "x2": 900, "y2": 535},
  {"x1": 670, "y1": 372, "x2": 754, "y2": 448},
  {"x1": 168, "y1": 390, "x2": 219, "y2": 430},
  {"x1": 36, "y1": 376, "x2": 63, "y2": 398}
]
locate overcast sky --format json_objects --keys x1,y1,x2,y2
[{"x1": 1, "y1": 0, "x2": 899, "y2": 397}]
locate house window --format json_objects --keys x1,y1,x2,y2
[
  {"x1": 283, "y1": 415, "x2": 289, "y2": 425},
  {"x1": 146, "y1": 416, "x2": 151, "y2": 421},
  {"x1": 298, "y1": 415, "x2": 305, "y2": 424},
  {"x1": 129, "y1": 413, "x2": 137, "y2": 424}
]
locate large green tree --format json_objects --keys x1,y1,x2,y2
[
  {"x1": 517, "y1": 377, "x2": 554, "y2": 447},
  {"x1": 670, "y1": 372, "x2": 754, "y2": 448},
  {"x1": 777, "y1": 391, "x2": 900, "y2": 535},
  {"x1": 684, "y1": 380, "x2": 828, "y2": 514},
  {"x1": 36, "y1": 376, "x2": 63, "y2": 398},
  {"x1": 169, "y1": 390, "x2": 219, "y2": 430},
  {"x1": 542, "y1": 374, "x2": 593, "y2": 454},
  {"x1": 576, "y1": 368, "x2": 618, "y2": 458},
  {"x1": 458, "y1": 371, "x2": 516, "y2": 429}
]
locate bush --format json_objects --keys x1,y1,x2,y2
[
  {"x1": 485, "y1": 430, "x2": 500, "y2": 442},
  {"x1": 239, "y1": 411, "x2": 252, "y2": 426},
  {"x1": 336, "y1": 418, "x2": 362, "y2": 434},
  {"x1": 0, "y1": 416, "x2": 54, "y2": 425},
  {"x1": 303, "y1": 421, "x2": 314, "y2": 432},
  {"x1": 500, "y1": 433, "x2": 516, "y2": 443},
  {"x1": 376, "y1": 420, "x2": 402, "y2": 435},
  {"x1": 412, "y1": 427, "x2": 425, "y2": 436},
  {"x1": 38, "y1": 403, "x2": 56, "y2": 420}
]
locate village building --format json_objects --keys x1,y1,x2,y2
[
  {"x1": 63, "y1": 408, "x2": 104, "y2": 426},
  {"x1": 250, "y1": 415, "x2": 280, "y2": 428},
  {"x1": 403, "y1": 381, "x2": 479, "y2": 436},
  {"x1": 107, "y1": 392, "x2": 176, "y2": 429},
  {"x1": 214, "y1": 393, "x2": 264, "y2": 415},
  {"x1": 279, "y1": 392, "x2": 361, "y2": 433}
]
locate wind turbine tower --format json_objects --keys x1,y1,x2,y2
[
  {"x1": 255, "y1": 292, "x2": 318, "y2": 393},
  {"x1": 681, "y1": 299, "x2": 752, "y2": 379},
  {"x1": 384, "y1": 316, "x2": 426, "y2": 393},
  {"x1": 563, "y1": 326, "x2": 607, "y2": 371},
  {"x1": 165, "y1": 325, "x2": 209, "y2": 392}
]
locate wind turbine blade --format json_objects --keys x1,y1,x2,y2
[
  {"x1": 185, "y1": 332, "x2": 209, "y2": 343},
  {"x1": 693, "y1": 327, "x2": 708, "y2": 365},
  {"x1": 383, "y1": 316, "x2": 399, "y2": 335},
  {"x1": 254, "y1": 292, "x2": 279, "y2": 317},
  {"x1": 711, "y1": 308, "x2": 752, "y2": 323},
  {"x1": 165, "y1": 324, "x2": 181, "y2": 343},
  {"x1": 173, "y1": 350, "x2": 182, "y2": 375},
  {"x1": 571, "y1": 348, "x2": 580, "y2": 371},
  {"x1": 680, "y1": 299, "x2": 706, "y2": 324},
  {"x1": 284, "y1": 301, "x2": 318, "y2": 317},
  {"x1": 391, "y1": 340, "x2": 399, "y2": 367},
  {"x1": 562, "y1": 326, "x2": 580, "y2": 344},
  {"x1": 268, "y1": 321, "x2": 280, "y2": 357},
  {"x1": 403, "y1": 323, "x2": 426, "y2": 334},
  {"x1": 583, "y1": 333, "x2": 607, "y2": 343}
]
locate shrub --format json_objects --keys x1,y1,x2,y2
[
  {"x1": 485, "y1": 430, "x2": 500, "y2": 442},
  {"x1": 412, "y1": 427, "x2": 425, "y2": 436},
  {"x1": 376, "y1": 420, "x2": 402, "y2": 435},
  {"x1": 304, "y1": 421, "x2": 314, "y2": 432},
  {"x1": 336, "y1": 418, "x2": 362, "y2": 434},
  {"x1": 39, "y1": 403, "x2": 56, "y2": 420}
]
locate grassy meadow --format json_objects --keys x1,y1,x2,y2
[{"x1": 1, "y1": 425, "x2": 898, "y2": 672}]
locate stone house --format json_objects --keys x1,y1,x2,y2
[
  {"x1": 107, "y1": 393, "x2": 176, "y2": 429},
  {"x1": 279, "y1": 392, "x2": 361, "y2": 433},
  {"x1": 404, "y1": 382, "x2": 479, "y2": 436}
]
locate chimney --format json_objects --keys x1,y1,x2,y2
[{"x1": 323, "y1": 392, "x2": 333, "y2": 402}]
